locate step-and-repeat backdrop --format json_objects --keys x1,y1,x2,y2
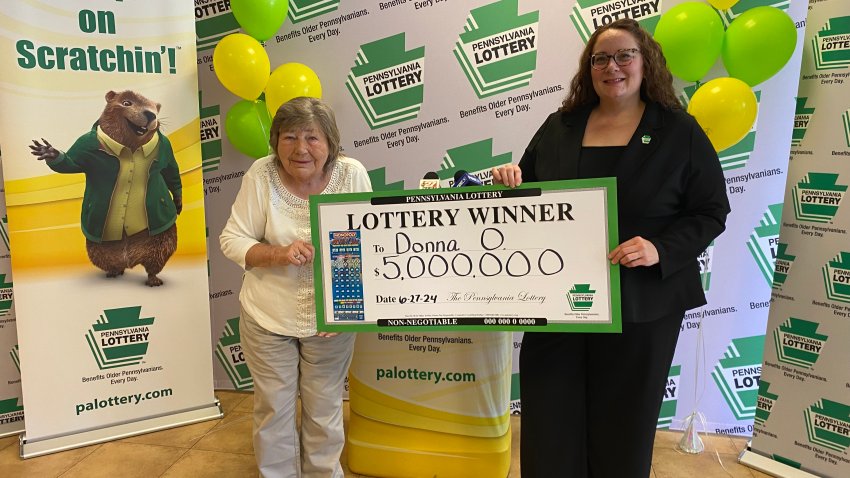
[{"x1": 745, "y1": 0, "x2": 850, "y2": 476}]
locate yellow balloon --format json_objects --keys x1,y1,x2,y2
[
  {"x1": 707, "y1": 0, "x2": 740, "y2": 9},
  {"x1": 687, "y1": 77, "x2": 757, "y2": 152},
  {"x1": 213, "y1": 33, "x2": 270, "y2": 100},
  {"x1": 265, "y1": 63, "x2": 322, "y2": 116}
]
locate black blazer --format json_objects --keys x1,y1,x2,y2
[{"x1": 519, "y1": 102, "x2": 730, "y2": 323}]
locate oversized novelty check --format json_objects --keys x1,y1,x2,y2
[{"x1": 310, "y1": 179, "x2": 620, "y2": 332}]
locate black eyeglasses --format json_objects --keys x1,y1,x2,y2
[{"x1": 590, "y1": 48, "x2": 640, "y2": 70}]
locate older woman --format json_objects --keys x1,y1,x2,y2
[
  {"x1": 493, "y1": 19, "x2": 730, "y2": 478},
  {"x1": 221, "y1": 96, "x2": 371, "y2": 478}
]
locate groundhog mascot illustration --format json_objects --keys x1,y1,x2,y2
[{"x1": 29, "y1": 90, "x2": 182, "y2": 286}]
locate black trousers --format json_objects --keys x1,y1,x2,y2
[{"x1": 519, "y1": 311, "x2": 684, "y2": 478}]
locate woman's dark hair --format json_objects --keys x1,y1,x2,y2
[
  {"x1": 269, "y1": 96, "x2": 341, "y2": 172},
  {"x1": 561, "y1": 19, "x2": 681, "y2": 113}
]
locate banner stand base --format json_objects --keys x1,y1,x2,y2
[
  {"x1": 19, "y1": 402, "x2": 223, "y2": 459},
  {"x1": 739, "y1": 443, "x2": 820, "y2": 478}
]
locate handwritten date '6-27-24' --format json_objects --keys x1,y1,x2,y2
[{"x1": 375, "y1": 294, "x2": 438, "y2": 304}]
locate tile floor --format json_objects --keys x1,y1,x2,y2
[{"x1": 0, "y1": 390, "x2": 774, "y2": 477}]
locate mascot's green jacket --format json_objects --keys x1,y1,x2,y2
[{"x1": 46, "y1": 123, "x2": 182, "y2": 243}]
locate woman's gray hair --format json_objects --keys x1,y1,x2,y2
[{"x1": 269, "y1": 96, "x2": 341, "y2": 172}]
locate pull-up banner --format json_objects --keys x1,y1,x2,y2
[{"x1": 0, "y1": 0, "x2": 220, "y2": 457}]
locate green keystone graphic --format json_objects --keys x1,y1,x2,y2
[
  {"x1": 746, "y1": 203, "x2": 782, "y2": 286},
  {"x1": 0, "y1": 398, "x2": 24, "y2": 424},
  {"x1": 682, "y1": 84, "x2": 760, "y2": 171},
  {"x1": 288, "y1": 0, "x2": 339, "y2": 24},
  {"x1": 453, "y1": 0, "x2": 539, "y2": 98},
  {"x1": 368, "y1": 167, "x2": 405, "y2": 192},
  {"x1": 698, "y1": 242, "x2": 714, "y2": 292},
  {"x1": 657, "y1": 365, "x2": 680, "y2": 429},
  {"x1": 711, "y1": 335, "x2": 765, "y2": 420},
  {"x1": 812, "y1": 16, "x2": 850, "y2": 71},
  {"x1": 773, "y1": 318, "x2": 827, "y2": 369},
  {"x1": 772, "y1": 243, "x2": 795, "y2": 290},
  {"x1": 823, "y1": 252, "x2": 850, "y2": 303},
  {"x1": 754, "y1": 380, "x2": 778, "y2": 426},
  {"x1": 843, "y1": 109, "x2": 850, "y2": 147},
  {"x1": 791, "y1": 97, "x2": 815, "y2": 147},
  {"x1": 346, "y1": 33, "x2": 425, "y2": 129},
  {"x1": 215, "y1": 318, "x2": 253, "y2": 390},
  {"x1": 772, "y1": 455, "x2": 802, "y2": 469},
  {"x1": 570, "y1": 0, "x2": 662, "y2": 44},
  {"x1": 0, "y1": 215, "x2": 9, "y2": 252},
  {"x1": 10, "y1": 344, "x2": 20, "y2": 373},
  {"x1": 718, "y1": 0, "x2": 790, "y2": 27},
  {"x1": 437, "y1": 139, "x2": 512, "y2": 187},
  {"x1": 85, "y1": 306, "x2": 154, "y2": 370},
  {"x1": 0, "y1": 397, "x2": 23, "y2": 414},
  {"x1": 567, "y1": 284, "x2": 595, "y2": 312},
  {"x1": 200, "y1": 92, "x2": 222, "y2": 174},
  {"x1": 194, "y1": 0, "x2": 240, "y2": 52},
  {"x1": 0, "y1": 274, "x2": 13, "y2": 317},
  {"x1": 805, "y1": 399, "x2": 850, "y2": 452},
  {"x1": 792, "y1": 173, "x2": 847, "y2": 223}
]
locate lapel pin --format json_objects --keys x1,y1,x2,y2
[{"x1": 641, "y1": 135, "x2": 651, "y2": 144}]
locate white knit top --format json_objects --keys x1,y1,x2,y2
[{"x1": 220, "y1": 155, "x2": 372, "y2": 337}]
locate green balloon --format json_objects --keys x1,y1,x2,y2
[
  {"x1": 225, "y1": 99, "x2": 272, "y2": 159},
  {"x1": 231, "y1": 0, "x2": 289, "y2": 42},
  {"x1": 722, "y1": 6, "x2": 797, "y2": 86},
  {"x1": 654, "y1": 2, "x2": 724, "y2": 82}
]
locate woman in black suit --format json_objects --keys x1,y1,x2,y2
[{"x1": 493, "y1": 19, "x2": 730, "y2": 478}]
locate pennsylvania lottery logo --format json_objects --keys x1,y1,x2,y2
[
  {"x1": 0, "y1": 398, "x2": 24, "y2": 426},
  {"x1": 453, "y1": 0, "x2": 539, "y2": 98},
  {"x1": 194, "y1": 0, "x2": 240, "y2": 51},
  {"x1": 811, "y1": 16, "x2": 850, "y2": 71},
  {"x1": 437, "y1": 138, "x2": 512, "y2": 187},
  {"x1": 773, "y1": 318, "x2": 828, "y2": 369},
  {"x1": 698, "y1": 242, "x2": 714, "y2": 292},
  {"x1": 85, "y1": 306, "x2": 154, "y2": 370},
  {"x1": 0, "y1": 274, "x2": 12, "y2": 317},
  {"x1": 747, "y1": 203, "x2": 782, "y2": 286},
  {"x1": 657, "y1": 364, "x2": 680, "y2": 429},
  {"x1": 215, "y1": 318, "x2": 253, "y2": 390},
  {"x1": 200, "y1": 93, "x2": 222, "y2": 174},
  {"x1": 823, "y1": 252, "x2": 850, "y2": 303},
  {"x1": 346, "y1": 33, "x2": 425, "y2": 129},
  {"x1": 711, "y1": 335, "x2": 764, "y2": 420},
  {"x1": 805, "y1": 399, "x2": 850, "y2": 452},
  {"x1": 567, "y1": 284, "x2": 595, "y2": 311},
  {"x1": 681, "y1": 84, "x2": 760, "y2": 171},
  {"x1": 288, "y1": 0, "x2": 339, "y2": 24},
  {"x1": 10, "y1": 344, "x2": 19, "y2": 373},
  {"x1": 754, "y1": 380, "x2": 778, "y2": 427},
  {"x1": 772, "y1": 242, "x2": 795, "y2": 290},
  {"x1": 0, "y1": 215, "x2": 9, "y2": 252},
  {"x1": 718, "y1": 0, "x2": 790, "y2": 27},
  {"x1": 791, "y1": 97, "x2": 815, "y2": 147},
  {"x1": 570, "y1": 0, "x2": 662, "y2": 44},
  {"x1": 792, "y1": 173, "x2": 847, "y2": 223},
  {"x1": 510, "y1": 372, "x2": 521, "y2": 414}
]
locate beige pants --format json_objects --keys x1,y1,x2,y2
[{"x1": 240, "y1": 310, "x2": 355, "y2": 478}]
